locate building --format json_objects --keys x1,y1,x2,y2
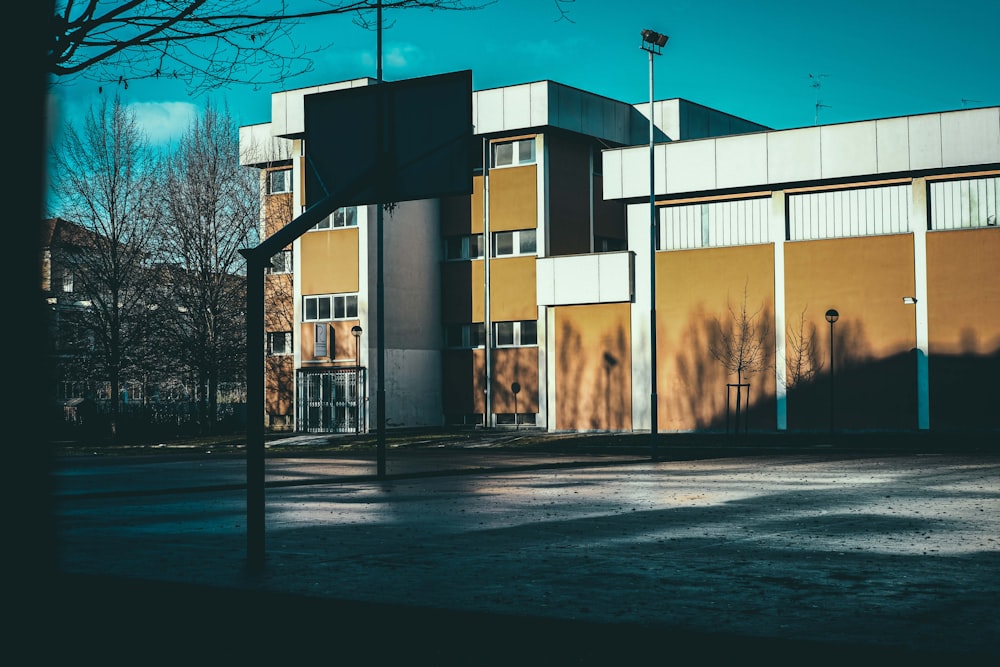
[{"x1": 240, "y1": 77, "x2": 999, "y2": 434}]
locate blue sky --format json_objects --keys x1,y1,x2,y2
[{"x1": 47, "y1": 0, "x2": 1000, "y2": 154}]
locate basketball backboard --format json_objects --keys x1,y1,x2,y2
[{"x1": 303, "y1": 69, "x2": 474, "y2": 209}]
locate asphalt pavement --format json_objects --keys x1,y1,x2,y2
[{"x1": 36, "y1": 430, "x2": 1000, "y2": 664}]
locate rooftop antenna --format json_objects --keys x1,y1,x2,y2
[{"x1": 809, "y1": 73, "x2": 830, "y2": 125}]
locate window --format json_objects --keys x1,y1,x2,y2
[
  {"x1": 268, "y1": 169, "x2": 292, "y2": 194},
  {"x1": 268, "y1": 331, "x2": 292, "y2": 355},
  {"x1": 494, "y1": 320, "x2": 537, "y2": 347},
  {"x1": 313, "y1": 206, "x2": 358, "y2": 230},
  {"x1": 491, "y1": 138, "x2": 535, "y2": 168},
  {"x1": 493, "y1": 229, "x2": 536, "y2": 257},
  {"x1": 61, "y1": 270, "x2": 74, "y2": 293},
  {"x1": 444, "y1": 234, "x2": 484, "y2": 260},
  {"x1": 303, "y1": 294, "x2": 359, "y2": 321},
  {"x1": 445, "y1": 323, "x2": 486, "y2": 348},
  {"x1": 267, "y1": 249, "x2": 292, "y2": 274}
]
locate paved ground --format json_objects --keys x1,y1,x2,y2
[{"x1": 46, "y1": 436, "x2": 1000, "y2": 664}]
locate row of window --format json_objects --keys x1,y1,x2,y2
[
  {"x1": 444, "y1": 229, "x2": 537, "y2": 260},
  {"x1": 304, "y1": 294, "x2": 359, "y2": 321},
  {"x1": 445, "y1": 320, "x2": 537, "y2": 348},
  {"x1": 269, "y1": 318, "x2": 539, "y2": 356}
]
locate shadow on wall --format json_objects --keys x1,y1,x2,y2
[
  {"x1": 557, "y1": 320, "x2": 630, "y2": 431},
  {"x1": 672, "y1": 302, "x2": 776, "y2": 432}
]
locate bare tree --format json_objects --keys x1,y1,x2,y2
[
  {"x1": 49, "y1": 1, "x2": 498, "y2": 94},
  {"x1": 785, "y1": 306, "x2": 822, "y2": 388},
  {"x1": 49, "y1": 95, "x2": 159, "y2": 435},
  {"x1": 153, "y1": 103, "x2": 259, "y2": 431},
  {"x1": 709, "y1": 282, "x2": 771, "y2": 431}
]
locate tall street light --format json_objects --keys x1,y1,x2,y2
[
  {"x1": 641, "y1": 28, "x2": 668, "y2": 460},
  {"x1": 825, "y1": 309, "x2": 839, "y2": 433}
]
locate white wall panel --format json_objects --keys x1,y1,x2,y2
[
  {"x1": 821, "y1": 122, "x2": 878, "y2": 178},
  {"x1": 665, "y1": 140, "x2": 716, "y2": 194},
  {"x1": 716, "y1": 133, "x2": 768, "y2": 189},
  {"x1": 602, "y1": 149, "x2": 623, "y2": 200},
  {"x1": 503, "y1": 85, "x2": 532, "y2": 130},
  {"x1": 768, "y1": 127, "x2": 822, "y2": 184},
  {"x1": 536, "y1": 252, "x2": 633, "y2": 306},
  {"x1": 941, "y1": 107, "x2": 1000, "y2": 167},
  {"x1": 930, "y1": 176, "x2": 1000, "y2": 230},
  {"x1": 907, "y1": 114, "x2": 943, "y2": 171},
  {"x1": 475, "y1": 88, "x2": 505, "y2": 134},
  {"x1": 788, "y1": 184, "x2": 911, "y2": 240},
  {"x1": 620, "y1": 146, "x2": 649, "y2": 199},
  {"x1": 875, "y1": 117, "x2": 910, "y2": 173},
  {"x1": 529, "y1": 82, "x2": 550, "y2": 128}
]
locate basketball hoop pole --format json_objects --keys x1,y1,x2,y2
[{"x1": 375, "y1": 0, "x2": 387, "y2": 478}]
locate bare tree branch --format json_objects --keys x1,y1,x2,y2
[{"x1": 51, "y1": 1, "x2": 496, "y2": 94}]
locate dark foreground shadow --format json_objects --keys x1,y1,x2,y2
[{"x1": 39, "y1": 573, "x2": 993, "y2": 665}]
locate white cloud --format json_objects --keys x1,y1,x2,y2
[{"x1": 128, "y1": 101, "x2": 199, "y2": 145}]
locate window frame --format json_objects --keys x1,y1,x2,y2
[
  {"x1": 312, "y1": 206, "x2": 359, "y2": 231},
  {"x1": 267, "y1": 331, "x2": 293, "y2": 355},
  {"x1": 267, "y1": 168, "x2": 292, "y2": 195},
  {"x1": 303, "y1": 293, "x2": 359, "y2": 322},
  {"x1": 492, "y1": 229, "x2": 537, "y2": 257},
  {"x1": 493, "y1": 320, "x2": 537, "y2": 348},
  {"x1": 445, "y1": 323, "x2": 486, "y2": 349},
  {"x1": 491, "y1": 138, "x2": 536, "y2": 168},
  {"x1": 444, "y1": 233, "x2": 485, "y2": 261},
  {"x1": 266, "y1": 249, "x2": 293, "y2": 274}
]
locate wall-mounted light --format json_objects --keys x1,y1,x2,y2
[{"x1": 903, "y1": 297, "x2": 918, "y2": 305}]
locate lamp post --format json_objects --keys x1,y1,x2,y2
[
  {"x1": 640, "y1": 28, "x2": 668, "y2": 460},
  {"x1": 351, "y1": 325, "x2": 363, "y2": 434},
  {"x1": 825, "y1": 309, "x2": 839, "y2": 433}
]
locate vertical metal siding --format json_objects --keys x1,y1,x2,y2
[
  {"x1": 930, "y1": 176, "x2": 999, "y2": 230},
  {"x1": 788, "y1": 184, "x2": 911, "y2": 240},
  {"x1": 660, "y1": 198, "x2": 770, "y2": 250}
]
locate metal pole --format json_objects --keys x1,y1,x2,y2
[
  {"x1": 829, "y1": 320, "x2": 835, "y2": 433},
  {"x1": 375, "y1": 0, "x2": 387, "y2": 477},
  {"x1": 648, "y1": 48, "x2": 659, "y2": 460},
  {"x1": 242, "y1": 252, "x2": 265, "y2": 573}
]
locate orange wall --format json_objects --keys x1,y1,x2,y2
[
  {"x1": 554, "y1": 303, "x2": 632, "y2": 431},
  {"x1": 490, "y1": 256, "x2": 537, "y2": 322},
  {"x1": 299, "y1": 319, "x2": 362, "y2": 364},
  {"x1": 784, "y1": 234, "x2": 917, "y2": 430},
  {"x1": 926, "y1": 228, "x2": 1000, "y2": 355},
  {"x1": 926, "y1": 227, "x2": 1000, "y2": 429},
  {"x1": 265, "y1": 355, "x2": 294, "y2": 417},
  {"x1": 492, "y1": 347, "x2": 539, "y2": 413},
  {"x1": 657, "y1": 244, "x2": 776, "y2": 431},
  {"x1": 489, "y1": 165, "x2": 536, "y2": 232},
  {"x1": 300, "y1": 227, "x2": 359, "y2": 295}
]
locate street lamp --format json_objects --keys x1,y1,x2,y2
[
  {"x1": 640, "y1": 28, "x2": 668, "y2": 459},
  {"x1": 825, "y1": 309, "x2": 839, "y2": 433},
  {"x1": 352, "y1": 325, "x2": 363, "y2": 434}
]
